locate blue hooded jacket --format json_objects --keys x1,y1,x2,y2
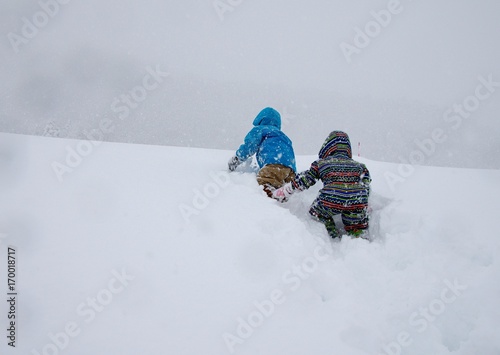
[{"x1": 236, "y1": 107, "x2": 297, "y2": 171}]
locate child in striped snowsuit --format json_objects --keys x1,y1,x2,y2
[{"x1": 273, "y1": 131, "x2": 371, "y2": 238}]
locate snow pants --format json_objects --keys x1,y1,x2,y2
[
  {"x1": 257, "y1": 164, "x2": 296, "y2": 198},
  {"x1": 309, "y1": 189, "x2": 369, "y2": 238}
]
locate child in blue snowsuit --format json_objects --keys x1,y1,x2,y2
[
  {"x1": 273, "y1": 131, "x2": 371, "y2": 238},
  {"x1": 228, "y1": 107, "x2": 297, "y2": 198}
]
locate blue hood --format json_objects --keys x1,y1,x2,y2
[
  {"x1": 252, "y1": 107, "x2": 281, "y2": 129},
  {"x1": 236, "y1": 107, "x2": 296, "y2": 171}
]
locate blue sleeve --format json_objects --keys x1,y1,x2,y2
[{"x1": 236, "y1": 127, "x2": 263, "y2": 161}]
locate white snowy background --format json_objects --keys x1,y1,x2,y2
[
  {"x1": 1, "y1": 0, "x2": 500, "y2": 168},
  {"x1": 1, "y1": 1, "x2": 500, "y2": 354}
]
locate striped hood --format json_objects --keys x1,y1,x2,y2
[{"x1": 318, "y1": 131, "x2": 352, "y2": 159}]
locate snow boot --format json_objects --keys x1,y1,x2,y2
[{"x1": 348, "y1": 229, "x2": 369, "y2": 240}]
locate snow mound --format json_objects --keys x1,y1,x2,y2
[{"x1": 0, "y1": 132, "x2": 499, "y2": 355}]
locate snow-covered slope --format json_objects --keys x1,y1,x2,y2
[
  {"x1": 1, "y1": 132, "x2": 499, "y2": 355},
  {"x1": 2, "y1": 1, "x2": 500, "y2": 169}
]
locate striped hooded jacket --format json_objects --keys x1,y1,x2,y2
[{"x1": 291, "y1": 131, "x2": 371, "y2": 210}]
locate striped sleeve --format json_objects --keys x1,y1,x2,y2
[
  {"x1": 361, "y1": 164, "x2": 371, "y2": 186},
  {"x1": 292, "y1": 161, "x2": 320, "y2": 191}
]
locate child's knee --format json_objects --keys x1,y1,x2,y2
[{"x1": 309, "y1": 206, "x2": 330, "y2": 223}]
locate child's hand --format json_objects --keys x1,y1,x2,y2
[
  {"x1": 228, "y1": 156, "x2": 241, "y2": 172},
  {"x1": 272, "y1": 183, "x2": 294, "y2": 202}
]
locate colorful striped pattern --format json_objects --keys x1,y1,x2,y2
[
  {"x1": 292, "y1": 131, "x2": 371, "y2": 235},
  {"x1": 292, "y1": 158, "x2": 371, "y2": 209},
  {"x1": 318, "y1": 130, "x2": 352, "y2": 159}
]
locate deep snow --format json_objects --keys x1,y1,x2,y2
[
  {"x1": 1, "y1": 132, "x2": 499, "y2": 355},
  {"x1": 2, "y1": 1, "x2": 500, "y2": 169}
]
